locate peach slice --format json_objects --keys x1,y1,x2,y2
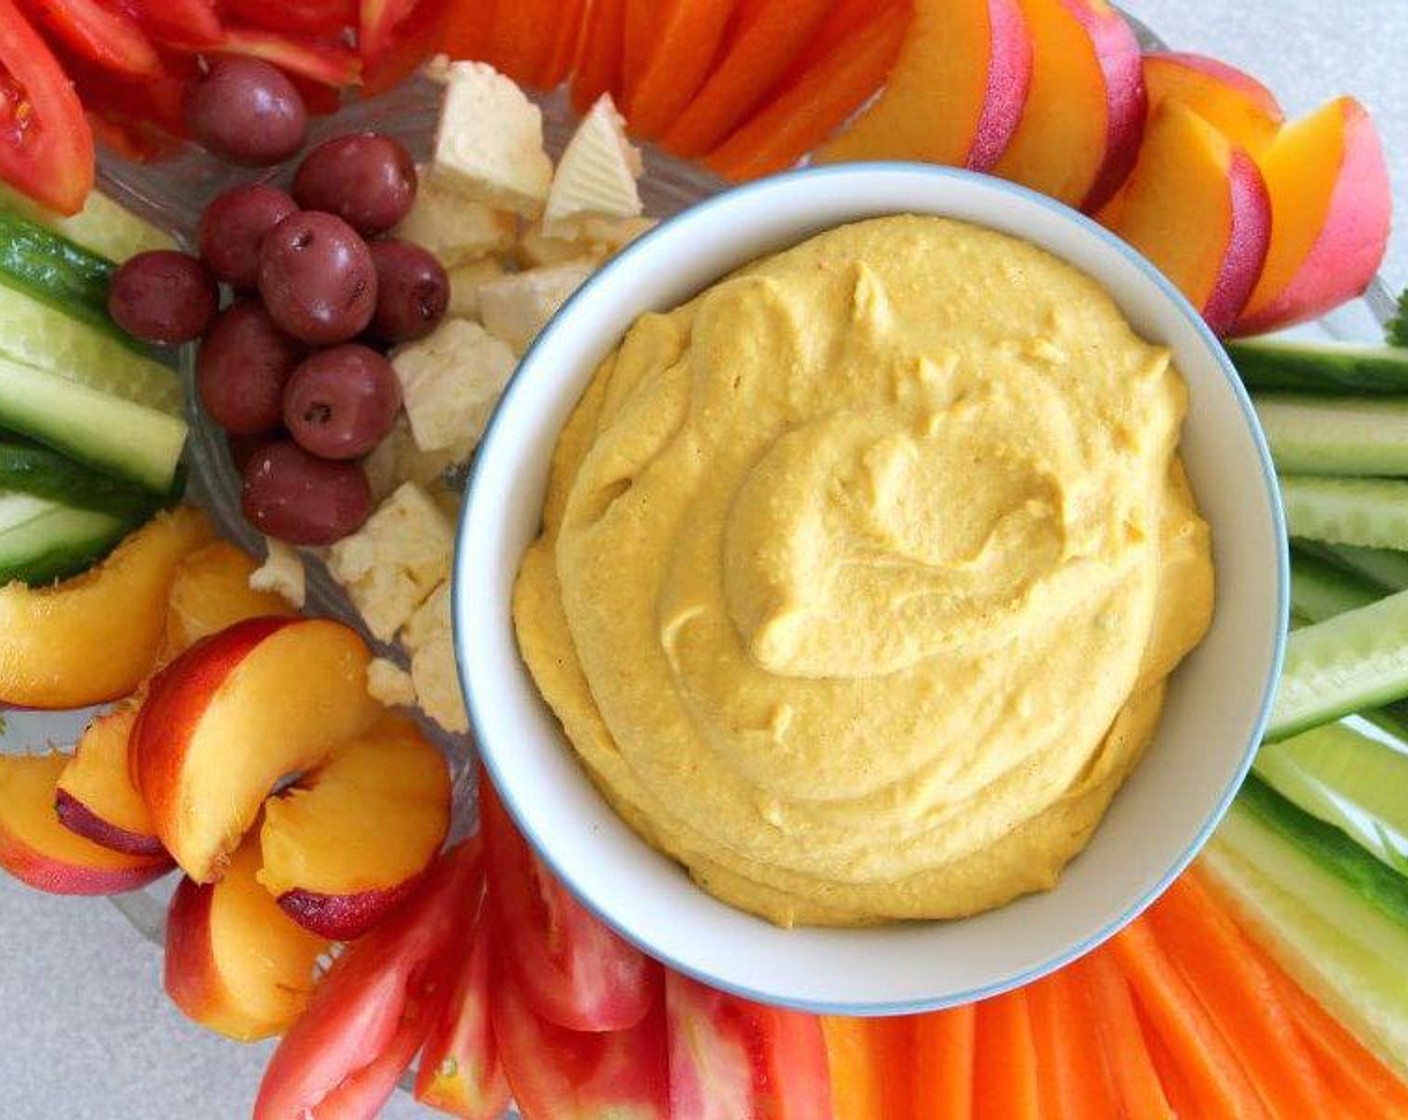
[
  {"x1": 132, "y1": 616, "x2": 382, "y2": 884},
  {"x1": 1108, "y1": 102, "x2": 1272, "y2": 335},
  {"x1": 55, "y1": 702, "x2": 164, "y2": 857},
  {"x1": 258, "y1": 713, "x2": 452, "y2": 940},
  {"x1": 0, "y1": 753, "x2": 170, "y2": 894},
  {"x1": 0, "y1": 507, "x2": 214, "y2": 709},
  {"x1": 165, "y1": 832, "x2": 329, "y2": 1041},
  {"x1": 159, "y1": 540, "x2": 298, "y2": 664},
  {"x1": 1233, "y1": 96, "x2": 1391, "y2": 336},
  {"x1": 1142, "y1": 52, "x2": 1283, "y2": 156},
  {"x1": 990, "y1": 0, "x2": 1144, "y2": 212},
  {"x1": 817, "y1": 0, "x2": 1033, "y2": 171}
]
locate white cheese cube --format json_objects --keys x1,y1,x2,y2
[
  {"x1": 363, "y1": 415, "x2": 459, "y2": 504},
  {"x1": 367, "y1": 657, "x2": 417, "y2": 708},
  {"x1": 543, "y1": 94, "x2": 643, "y2": 238},
  {"x1": 249, "y1": 537, "x2": 305, "y2": 608},
  {"x1": 412, "y1": 631, "x2": 468, "y2": 734},
  {"x1": 446, "y1": 256, "x2": 507, "y2": 320},
  {"x1": 392, "y1": 318, "x2": 517, "y2": 455},
  {"x1": 432, "y1": 61, "x2": 553, "y2": 218},
  {"x1": 479, "y1": 260, "x2": 596, "y2": 354},
  {"x1": 402, "y1": 581, "x2": 450, "y2": 654},
  {"x1": 326, "y1": 482, "x2": 454, "y2": 642},
  {"x1": 394, "y1": 170, "x2": 515, "y2": 268},
  {"x1": 518, "y1": 216, "x2": 656, "y2": 269}
]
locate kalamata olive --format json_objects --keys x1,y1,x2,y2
[
  {"x1": 367, "y1": 238, "x2": 448, "y2": 342},
  {"x1": 241, "y1": 439, "x2": 372, "y2": 545},
  {"x1": 197, "y1": 300, "x2": 305, "y2": 435},
  {"x1": 258, "y1": 211, "x2": 377, "y2": 344},
  {"x1": 292, "y1": 133, "x2": 417, "y2": 235},
  {"x1": 283, "y1": 344, "x2": 401, "y2": 459},
  {"x1": 108, "y1": 251, "x2": 218, "y2": 344},
  {"x1": 184, "y1": 56, "x2": 308, "y2": 166},
  {"x1": 198, "y1": 183, "x2": 299, "y2": 288}
]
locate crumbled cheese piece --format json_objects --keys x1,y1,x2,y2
[
  {"x1": 249, "y1": 536, "x2": 305, "y2": 608},
  {"x1": 402, "y1": 581, "x2": 451, "y2": 654},
  {"x1": 518, "y1": 216, "x2": 656, "y2": 269},
  {"x1": 479, "y1": 260, "x2": 596, "y2": 353},
  {"x1": 326, "y1": 483, "x2": 454, "y2": 642},
  {"x1": 543, "y1": 94, "x2": 643, "y2": 238},
  {"x1": 432, "y1": 61, "x2": 553, "y2": 218},
  {"x1": 446, "y1": 256, "x2": 508, "y2": 320},
  {"x1": 575, "y1": 215, "x2": 658, "y2": 254},
  {"x1": 392, "y1": 318, "x2": 517, "y2": 454},
  {"x1": 423, "y1": 53, "x2": 452, "y2": 84},
  {"x1": 431, "y1": 485, "x2": 463, "y2": 523},
  {"x1": 394, "y1": 170, "x2": 515, "y2": 268},
  {"x1": 412, "y1": 632, "x2": 468, "y2": 734},
  {"x1": 367, "y1": 657, "x2": 417, "y2": 707},
  {"x1": 363, "y1": 416, "x2": 459, "y2": 503}
]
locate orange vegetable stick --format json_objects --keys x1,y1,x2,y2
[
  {"x1": 620, "y1": 0, "x2": 660, "y2": 107},
  {"x1": 539, "y1": 0, "x2": 586, "y2": 89},
  {"x1": 1109, "y1": 921, "x2": 1269, "y2": 1120},
  {"x1": 782, "y1": 0, "x2": 907, "y2": 83},
  {"x1": 973, "y1": 989, "x2": 1040, "y2": 1119},
  {"x1": 659, "y1": 0, "x2": 835, "y2": 157},
  {"x1": 704, "y1": 0, "x2": 909, "y2": 182},
  {"x1": 1139, "y1": 999, "x2": 1203, "y2": 1120},
  {"x1": 1147, "y1": 873, "x2": 1334, "y2": 1119},
  {"x1": 485, "y1": 0, "x2": 552, "y2": 86},
  {"x1": 1072, "y1": 949, "x2": 1173, "y2": 1120},
  {"x1": 822, "y1": 1016, "x2": 914, "y2": 1120},
  {"x1": 571, "y1": 0, "x2": 626, "y2": 112},
  {"x1": 624, "y1": 0, "x2": 737, "y2": 139},
  {"x1": 911, "y1": 1003, "x2": 975, "y2": 1119},
  {"x1": 1028, "y1": 968, "x2": 1119, "y2": 1120},
  {"x1": 440, "y1": 0, "x2": 495, "y2": 61}
]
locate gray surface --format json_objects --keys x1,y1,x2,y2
[{"x1": 1, "y1": 4, "x2": 1405, "y2": 1117}]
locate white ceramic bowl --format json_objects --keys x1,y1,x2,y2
[{"x1": 454, "y1": 164, "x2": 1287, "y2": 1014}]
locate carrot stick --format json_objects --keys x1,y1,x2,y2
[
  {"x1": 484, "y1": 0, "x2": 553, "y2": 86},
  {"x1": 781, "y1": 0, "x2": 907, "y2": 84},
  {"x1": 571, "y1": 0, "x2": 626, "y2": 112},
  {"x1": 538, "y1": 0, "x2": 586, "y2": 89},
  {"x1": 1028, "y1": 968, "x2": 1119, "y2": 1120},
  {"x1": 1138, "y1": 998, "x2": 1203, "y2": 1119},
  {"x1": 659, "y1": 0, "x2": 835, "y2": 157},
  {"x1": 440, "y1": 0, "x2": 495, "y2": 61},
  {"x1": 1147, "y1": 873, "x2": 1334, "y2": 1119},
  {"x1": 1109, "y1": 921, "x2": 1269, "y2": 1120},
  {"x1": 973, "y1": 989, "x2": 1040, "y2": 1119},
  {"x1": 704, "y1": 0, "x2": 909, "y2": 181},
  {"x1": 623, "y1": 0, "x2": 737, "y2": 139},
  {"x1": 911, "y1": 1003, "x2": 975, "y2": 1119},
  {"x1": 822, "y1": 1016, "x2": 913, "y2": 1120},
  {"x1": 1072, "y1": 949, "x2": 1173, "y2": 1120},
  {"x1": 620, "y1": 0, "x2": 659, "y2": 107}
]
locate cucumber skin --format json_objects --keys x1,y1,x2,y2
[
  {"x1": 1229, "y1": 337, "x2": 1408, "y2": 393},
  {"x1": 1290, "y1": 547, "x2": 1380, "y2": 621},
  {"x1": 0, "y1": 443, "x2": 160, "y2": 522},
  {"x1": 1280, "y1": 476, "x2": 1408, "y2": 552},
  {"x1": 0, "y1": 210, "x2": 119, "y2": 340},
  {"x1": 1238, "y1": 773, "x2": 1408, "y2": 932},
  {"x1": 0, "y1": 506, "x2": 132, "y2": 585}
]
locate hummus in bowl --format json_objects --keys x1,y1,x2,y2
[
  {"x1": 456, "y1": 165, "x2": 1284, "y2": 1012},
  {"x1": 513, "y1": 215, "x2": 1214, "y2": 927}
]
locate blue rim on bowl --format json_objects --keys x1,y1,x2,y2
[{"x1": 453, "y1": 162, "x2": 1289, "y2": 1016}]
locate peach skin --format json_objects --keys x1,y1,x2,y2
[
  {"x1": 991, "y1": 0, "x2": 1144, "y2": 212},
  {"x1": 1233, "y1": 96, "x2": 1391, "y2": 336},
  {"x1": 0, "y1": 507, "x2": 213, "y2": 709},
  {"x1": 0, "y1": 752, "x2": 170, "y2": 894},
  {"x1": 259, "y1": 713, "x2": 452, "y2": 940},
  {"x1": 165, "y1": 831, "x2": 328, "y2": 1041},
  {"x1": 55, "y1": 700, "x2": 165, "y2": 857},
  {"x1": 159, "y1": 540, "x2": 297, "y2": 665},
  {"x1": 1143, "y1": 52, "x2": 1283, "y2": 156},
  {"x1": 1109, "y1": 102, "x2": 1272, "y2": 335},
  {"x1": 132, "y1": 615, "x2": 382, "y2": 884},
  {"x1": 817, "y1": 0, "x2": 1033, "y2": 172}
]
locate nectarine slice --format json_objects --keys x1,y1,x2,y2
[
  {"x1": 133, "y1": 616, "x2": 382, "y2": 884},
  {"x1": 1234, "y1": 96, "x2": 1391, "y2": 335},
  {"x1": 0, "y1": 753, "x2": 169, "y2": 894},
  {"x1": 1143, "y1": 52, "x2": 1283, "y2": 156},
  {"x1": 55, "y1": 701, "x2": 165, "y2": 857},
  {"x1": 817, "y1": 0, "x2": 1032, "y2": 171},
  {"x1": 259, "y1": 714, "x2": 452, "y2": 940},
  {"x1": 0, "y1": 507, "x2": 213, "y2": 709},
  {"x1": 991, "y1": 0, "x2": 1144, "y2": 212},
  {"x1": 160, "y1": 540, "x2": 297, "y2": 664},
  {"x1": 1109, "y1": 102, "x2": 1272, "y2": 335},
  {"x1": 166, "y1": 832, "x2": 328, "y2": 1041}
]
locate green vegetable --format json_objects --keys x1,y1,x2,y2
[
  {"x1": 0, "y1": 441, "x2": 160, "y2": 522},
  {"x1": 0, "y1": 491, "x2": 135, "y2": 585},
  {"x1": 0, "y1": 181, "x2": 174, "y2": 263},
  {"x1": 1280, "y1": 476, "x2": 1408, "y2": 551},
  {"x1": 1256, "y1": 395, "x2": 1408, "y2": 476},
  {"x1": 1228, "y1": 336, "x2": 1408, "y2": 393},
  {"x1": 0, "y1": 210, "x2": 121, "y2": 340},
  {"x1": 1290, "y1": 547, "x2": 1381, "y2": 621},
  {"x1": 1315, "y1": 543, "x2": 1408, "y2": 594},
  {"x1": 1387, "y1": 288, "x2": 1408, "y2": 348}
]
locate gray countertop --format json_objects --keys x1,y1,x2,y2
[{"x1": 2, "y1": 3, "x2": 1404, "y2": 1117}]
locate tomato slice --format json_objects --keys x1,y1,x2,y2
[
  {"x1": 221, "y1": 0, "x2": 356, "y2": 35},
  {"x1": 666, "y1": 971, "x2": 833, "y2": 1120},
  {"x1": 122, "y1": 0, "x2": 224, "y2": 50},
  {"x1": 480, "y1": 775, "x2": 662, "y2": 1032},
  {"x1": 18, "y1": 0, "x2": 162, "y2": 78},
  {"x1": 254, "y1": 840, "x2": 484, "y2": 1120},
  {"x1": 492, "y1": 963, "x2": 670, "y2": 1120},
  {"x1": 0, "y1": 0, "x2": 94, "y2": 215},
  {"x1": 414, "y1": 886, "x2": 511, "y2": 1120},
  {"x1": 217, "y1": 26, "x2": 362, "y2": 87},
  {"x1": 359, "y1": 0, "x2": 449, "y2": 96},
  {"x1": 358, "y1": 0, "x2": 418, "y2": 62}
]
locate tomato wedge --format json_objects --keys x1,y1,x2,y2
[
  {"x1": 18, "y1": 0, "x2": 162, "y2": 79},
  {"x1": 123, "y1": 0, "x2": 224, "y2": 50},
  {"x1": 221, "y1": 0, "x2": 355, "y2": 35},
  {"x1": 359, "y1": 0, "x2": 418, "y2": 62},
  {"x1": 666, "y1": 971, "x2": 833, "y2": 1120},
  {"x1": 254, "y1": 840, "x2": 483, "y2": 1120},
  {"x1": 414, "y1": 886, "x2": 511, "y2": 1119},
  {"x1": 492, "y1": 964, "x2": 670, "y2": 1120},
  {"x1": 480, "y1": 775, "x2": 661, "y2": 1032},
  {"x1": 217, "y1": 26, "x2": 361, "y2": 87},
  {"x1": 0, "y1": 0, "x2": 94, "y2": 214}
]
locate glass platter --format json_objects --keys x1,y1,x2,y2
[{"x1": 0, "y1": 8, "x2": 1394, "y2": 1110}]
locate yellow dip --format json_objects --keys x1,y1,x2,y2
[{"x1": 513, "y1": 215, "x2": 1214, "y2": 927}]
